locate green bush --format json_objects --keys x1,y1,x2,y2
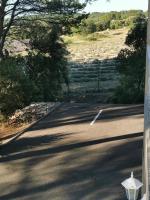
[
  {"x1": 86, "y1": 33, "x2": 108, "y2": 41},
  {"x1": 86, "y1": 35, "x2": 97, "y2": 41},
  {"x1": 0, "y1": 58, "x2": 34, "y2": 116},
  {"x1": 110, "y1": 20, "x2": 125, "y2": 29},
  {"x1": 80, "y1": 20, "x2": 97, "y2": 34},
  {"x1": 26, "y1": 53, "x2": 65, "y2": 101}
]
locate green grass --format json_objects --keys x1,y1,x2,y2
[
  {"x1": 86, "y1": 33, "x2": 109, "y2": 41},
  {"x1": 63, "y1": 28, "x2": 129, "y2": 45},
  {"x1": 0, "y1": 114, "x2": 6, "y2": 123},
  {"x1": 62, "y1": 32, "x2": 109, "y2": 44}
]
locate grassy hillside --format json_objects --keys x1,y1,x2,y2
[
  {"x1": 64, "y1": 28, "x2": 129, "y2": 62},
  {"x1": 63, "y1": 28, "x2": 129, "y2": 102}
]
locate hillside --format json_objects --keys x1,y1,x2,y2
[
  {"x1": 5, "y1": 28, "x2": 129, "y2": 103},
  {"x1": 63, "y1": 28, "x2": 129, "y2": 102},
  {"x1": 65, "y1": 28, "x2": 129, "y2": 62}
]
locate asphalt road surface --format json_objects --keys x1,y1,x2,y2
[{"x1": 0, "y1": 103, "x2": 144, "y2": 200}]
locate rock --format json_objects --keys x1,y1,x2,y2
[{"x1": 9, "y1": 102, "x2": 57, "y2": 126}]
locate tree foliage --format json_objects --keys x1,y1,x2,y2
[
  {"x1": 0, "y1": 0, "x2": 91, "y2": 117},
  {"x1": 0, "y1": 0, "x2": 91, "y2": 59},
  {"x1": 26, "y1": 24, "x2": 69, "y2": 101},
  {"x1": 113, "y1": 15, "x2": 147, "y2": 103},
  {"x1": 0, "y1": 24, "x2": 69, "y2": 116},
  {"x1": 78, "y1": 10, "x2": 146, "y2": 34},
  {"x1": 0, "y1": 57, "x2": 34, "y2": 116}
]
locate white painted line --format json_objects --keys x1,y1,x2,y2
[{"x1": 90, "y1": 109, "x2": 103, "y2": 126}]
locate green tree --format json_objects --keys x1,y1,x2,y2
[
  {"x1": 26, "y1": 24, "x2": 69, "y2": 101},
  {"x1": 0, "y1": 0, "x2": 93, "y2": 117},
  {"x1": 78, "y1": 10, "x2": 146, "y2": 34},
  {"x1": 82, "y1": 20, "x2": 97, "y2": 33},
  {"x1": 113, "y1": 15, "x2": 147, "y2": 103},
  {"x1": 0, "y1": 0, "x2": 91, "y2": 59}
]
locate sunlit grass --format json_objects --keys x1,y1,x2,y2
[
  {"x1": 63, "y1": 32, "x2": 110, "y2": 44},
  {"x1": 62, "y1": 28, "x2": 129, "y2": 44}
]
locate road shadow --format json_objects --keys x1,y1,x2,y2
[
  {"x1": 0, "y1": 131, "x2": 143, "y2": 158},
  {"x1": 0, "y1": 104, "x2": 144, "y2": 200},
  {"x1": 100, "y1": 104, "x2": 143, "y2": 122},
  {"x1": 0, "y1": 132, "x2": 73, "y2": 156},
  {"x1": 0, "y1": 134, "x2": 143, "y2": 200},
  {"x1": 28, "y1": 103, "x2": 143, "y2": 132}
]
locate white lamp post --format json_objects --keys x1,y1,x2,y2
[
  {"x1": 141, "y1": 194, "x2": 146, "y2": 200},
  {"x1": 121, "y1": 172, "x2": 143, "y2": 200}
]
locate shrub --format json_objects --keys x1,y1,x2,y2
[
  {"x1": 26, "y1": 25, "x2": 69, "y2": 102},
  {"x1": 26, "y1": 53, "x2": 66, "y2": 101},
  {"x1": 0, "y1": 58, "x2": 34, "y2": 116},
  {"x1": 113, "y1": 15, "x2": 147, "y2": 103},
  {"x1": 86, "y1": 34, "x2": 97, "y2": 41}
]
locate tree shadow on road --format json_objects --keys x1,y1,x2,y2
[
  {"x1": 0, "y1": 132, "x2": 73, "y2": 156},
  {"x1": 29, "y1": 104, "x2": 143, "y2": 131},
  {"x1": 0, "y1": 131, "x2": 143, "y2": 158},
  {"x1": 0, "y1": 131, "x2": 143, "y2": 200}
]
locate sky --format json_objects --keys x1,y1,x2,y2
[{"x1": 84, "y1": 0, "x2": 148, "y2": 13}]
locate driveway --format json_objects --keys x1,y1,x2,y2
[{"x1": 0, "y1": 103, "x2": 144, "y2": 200}]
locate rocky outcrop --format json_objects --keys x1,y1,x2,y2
[{"x1": 5, "y1": 39, "x2": 30, "y2": 55}]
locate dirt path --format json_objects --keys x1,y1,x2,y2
[{"x1": 0, "y1": 103, "x2": 143, "y2": 200}]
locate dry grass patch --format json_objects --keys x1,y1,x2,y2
[{"x1": 0, "y1": 123, "x2": 29, "y2": 141}]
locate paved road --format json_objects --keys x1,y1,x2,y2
[{"x1": 0, "y1": 103, "x2": 144, "y2": 200}]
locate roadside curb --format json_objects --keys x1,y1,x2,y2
[{"x1": 0, "y1": 102, "x2": 63, "y2": 146}]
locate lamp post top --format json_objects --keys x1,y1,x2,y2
[{"x1": 121, "y1": 172, "x2": 143, "y2": 190}]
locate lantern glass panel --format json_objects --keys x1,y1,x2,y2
[
  {"x1": 128, "y1": 189, "x2": 136, "y2": 200},
  {"x1": 135, "y1": 190, "x2": 139, "y2": 200},
  {"x1": 126, "y1": 189, "x2": 129, "y2": 199}
]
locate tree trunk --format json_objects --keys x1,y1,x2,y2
[
  {"x1": 0, "y1": 1, "x2": 6, "y2": 60},
  {"x1": 0, "y1": 45, "x2": 4, "y2": 60}
]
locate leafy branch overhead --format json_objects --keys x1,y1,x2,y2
[
  {"x1": 0, "y1": 0, "x2": 94, "y2": 116},
  {"x1": 0, "y1": 0, "x2": 92, "y2": 59}
]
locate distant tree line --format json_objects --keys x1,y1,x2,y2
[{"x1": 76, "y1": 10, "x2": 147, "y2": 34}]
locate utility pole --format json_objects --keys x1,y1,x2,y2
[{"x1": 143, "y1": 0, "x2": 150, "y2": 199}]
